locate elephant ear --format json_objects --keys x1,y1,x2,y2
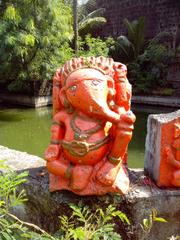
[
  {"x1": 113, "y1": 62, "x2": 132, "y2": 112},
  {"x1": 52, "y1": 68, "x2": 64, "y2": 116}
]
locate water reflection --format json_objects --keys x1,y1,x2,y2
[
  {"x1": 35, "y1": 107, "x2": 52, "y2": 117},
  {"x1": 0, "y1": 106, "x2": 51, "y2": 158}
]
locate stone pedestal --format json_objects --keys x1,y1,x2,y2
[
  {"x1": 0, "y1": 93, "x2": 52, "y2": 107},
  {"x1": 145, "y1": 110, "x2": 180, "y2": 187},
  {"x1": 124, "y1": 169, "x2": 180, "y2": 240},
  {"x1": 0, "y1": 146, "x2": 180, "y2": 239}
]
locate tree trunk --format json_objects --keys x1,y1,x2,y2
[{"x1": 73, "y1": 0, "x2": 78, "y2": 55}]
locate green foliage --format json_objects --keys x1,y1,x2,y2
[
  {"x1": 152, "y1": 87, "x2": 174, "y2": 96},
  {"x1": 128, "y1": 43, "x2": 173, "y2": 94},
  {"x1": 0, "y1": 162, "x2": 176, "y2": 240},
  {"x1": 0, "y1": 167, "x2": 27, "y2": 238},
  {"x1": 78, "y1": 0, "x2": 98, "y2": 17},
  {"x1": 78, "y1": 34, "x2": 114, "y2": 57},
  {"x1": 78, "y1": 0, "x2": 106, "y2": 37},
  {"x1": 0, "y1": 0, "x2": 73, "y2": 93},
  {"x1": 0, "y1": 163, "x2": 56, "y2": 239},
  {"x1": 70, "y1": 0, "x2": 107, "y2": 55},
  {"x1": 109, "y1": 16, "x2": 175, "y2": 94},
  {"x1": 149, "y1": 31, "x2": 173, "y2": 46},
  {"x1": 110, "y1": 17, "x2": 145, "y2": 63},
  {"x1": 168, "y1": 236, "x2": 180, "y2": 240},
  {"x1": 58, "y1": 204, "x2": 129, "y2": 239},
  {"x1": 141, "y1": 208, "x2": 167, "y2": 235},
  {"x1": 78, "y1": 9, "x2": 107, "y2": 37},
  {"x1": 0, "y1": 161, "x2": 128, "y2": 239}
]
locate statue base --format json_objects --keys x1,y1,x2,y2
[
  {"x1": 1, "y1": 146, "x2": 179, "y2": 239},
  {"x1": 49, "y1": 164, "x2": 129, "y2": 195}
]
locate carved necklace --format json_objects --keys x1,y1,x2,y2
[{"x1": 70, "y1": 112, "x2": 103, "y2": 141}]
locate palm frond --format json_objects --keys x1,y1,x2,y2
[
  {"x1": 79, "y1": 8, "x2": 105, "y2": 25},
  {"x1": 133, "y1": 17, "x2": 145, "y2": 56},
  {"x1": 123, "y1": 17, "x2": 145, "y2": 57},
  {"x1": 79, "y1": 0, "x2": 97, "y2": 14},
  {"x1": 123, "y1": 18, "x2": 135, "y2": 42},
  {"x1": 116, "y1": 35, "x2": 136, "y2": 62},
  {"x1": 79, "y1": 17, "x2": 106, "y2": 35}
]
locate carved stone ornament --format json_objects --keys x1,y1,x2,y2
[
  {"x1": 45, "y1": 57, "x2": 136, "y2": 195},
  {"x1": 145, "y1": 110, "x2": 180, "y2": 187},
  {"x1": 165, "y1": 122, "x2": 180, "y2": 187}
]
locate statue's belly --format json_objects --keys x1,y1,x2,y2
[
  {"x1": 62, "y1": 118, "x2": 112, "y2": 165},
  {"x1": 62, "y1": 135, "x2": 110, "y2": 165}
]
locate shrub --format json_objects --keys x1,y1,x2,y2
[
  {"x1": 0, "y1": 0, "x2": 73, "y2": 93},
  {"x1": 0, "y1": 160, "x2": 127, "y2": 239},
  {"x1": 107, "y1": 16, "x2": 174, "y2": 94},
  {"x1": 57, "y1": 204, "x2": 129, "y2": 240},
  {"x1": 78, "y1": 34, "x2": 115, "y2": 58},
  {"x1": 109, "y1": 17, "x2": 145, "y2": 63},
  {"x1": 128, "y1": 44, "x2": 173, "y2": 94}
]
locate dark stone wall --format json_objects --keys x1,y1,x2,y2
[{"x1": 96, "y1": 0, "x2": 180, "y2": 41}]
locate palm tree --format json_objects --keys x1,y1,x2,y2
[
  {"x1": 72, "y1": 0, "x2": 106, "y2": 54},
  {"x1": 78, "y1": 8, "x2": 107, "y2": 37},
  {"x1": 73, "y1": 0, "x2": 78, "y2": 55},
  {"x1": 116, "y1": 17, "x2": 145, "y2": 62}
]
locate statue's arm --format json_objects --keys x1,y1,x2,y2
[
  {"x1": 112, "y1": 62, "x2": 135, "y2": 125},
  {"x1": 45, "y1": 111, "x2": 66, "y2": 162},
  {"x1": 107, "y1": 63, "x2": 135, "y2": 162},
  {"x1": 113, "y1": 62, "x2": 132, "y2": 113}
]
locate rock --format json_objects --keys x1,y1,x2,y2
[
  {"x1": 125, "y1": 169, "x2": 180, "y2": 240},
  {"x1": 0, "y1": 146, "x2": 180, "y2": 239},
  {"x1": 0, "y1": 145, "x2": 45, "y2": 171},
  {"x1": 144, "y1": 110, "x2": 180, "y2": 187}
]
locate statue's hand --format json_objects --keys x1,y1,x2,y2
[
  {"x1": 121, "y1": 111, "x2": 136, "y2": 124},
  {"x1": 45, "y1": 144, "x2": 60, "y2": 161},
  {"x1": 117, "y1": 111, "x2": 136, "y2": 131}
]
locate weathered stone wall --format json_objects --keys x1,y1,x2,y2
[
  {"x1": 0, "y1": 93, "x2": 52, "y2": 107},
  {"x1": 96, "y1": 0, "x2": 180, "y2": 41}
]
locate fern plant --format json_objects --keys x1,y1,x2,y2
[
  {"x1": 0, "y1": 161, "x2": 54, "y2": 239},
  {"x1": 58, "y1": 204, "x2": 130, "y2": 240},
  {"x1": 0, "y1": 160, "x2": 129, "y2": 240}
]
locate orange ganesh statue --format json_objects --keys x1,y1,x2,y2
[{"x1": 45, "y1": 57, "x2": 136, "y2": 195}]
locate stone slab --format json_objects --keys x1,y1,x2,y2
[
  {"x1": 145, "y1": 110, "x2": 180, "y2": 187},
  {"x1": 132, "y1": 96, "x2": 180, "y2": 108},
  {"x1": 124, "y1": 169, "x2": 180, "y2": 240},
  {"x1": 0, "y1": 145, "x2": 45, "y2": 170},
  {"x1": 0, "y1": 93, "x2": 52, "y2": 107},
  {"x1": 0, "y1": 146, "x2": 179, "y2": 239}
]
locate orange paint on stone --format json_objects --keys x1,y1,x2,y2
[
  {"x1": 45, "y1": 57, "x2": 136, "y2": 195},
  {"x1": 159, "y1": 120, "x2": 180, "y2": 187}
]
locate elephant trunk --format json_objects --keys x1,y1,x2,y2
[{"x1": 88, "y1": 101, "x2": 120, "y2": 124}]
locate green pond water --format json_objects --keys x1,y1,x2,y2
[{"x1": 0, "y1": 105, "x2": 176, "y2": 168}]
